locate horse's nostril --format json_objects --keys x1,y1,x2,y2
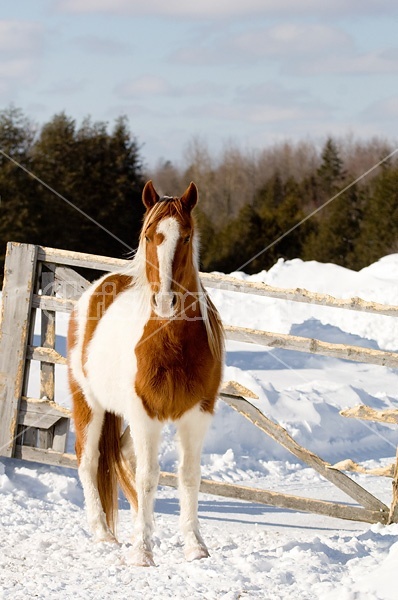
[
  {"x1": 151, "y1": 293, "x2": 157, "y2": 308},
  {"x1": 171, "y1": 294, "x2": 177, "y2": 308}
]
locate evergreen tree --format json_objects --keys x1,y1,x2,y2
[
  {"x1": 0, "y1": 106, "x2": 39, "y2": 278},
  {"x1": 316, "y1": 138, "x2": 346, "y2": 199},
  {"x1": 0, "y1": 109, "x2": 145, "y2": 284},
  {"x1": 272, "y1": 178, "x2": 312, "y2": 263},
  {"x1": 31, "y1": 113, "x2": 145, "y2": 259},
  {"x1": 358, "y1": 165, "x2": 398, "y2": 265},
  {"x1": 302, "y1": 183, "x2": 366, "y2": 268},
  {"x1": 255, "y1": 171, "x2": 284, "y2": 215},
  {"x1": 206, "y1": 204, "x2": 263, "y2": 273}
]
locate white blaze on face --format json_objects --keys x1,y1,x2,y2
[{"x1": 154, "y1": 216, "x2": 180, "y2": 317}]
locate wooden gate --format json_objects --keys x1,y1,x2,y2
[{"x1": 0, "y1": 242, "x2": 397, "y2": 525}]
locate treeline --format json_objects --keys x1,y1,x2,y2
[
  {"x1": 0, "y1": 106, "x2": 397, "y2": 285},
  {"x1": 0, "y1": 106, "x2": 145, "y2": 282},
  {"x1": 152, "y1": 137, "x2": 398, "y2": 273}
]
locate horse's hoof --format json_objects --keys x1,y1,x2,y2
[
  {"x1": 184, "y1": 544, "x2": 210, "y2": 562},
  {"x1": 93, "y1": 529, "x2": 118, "y2": 544},
  {"x1": 129, "y1": 546, "x2": 156, "y2": 567}
]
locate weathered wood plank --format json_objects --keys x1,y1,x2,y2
[
  {"x1": 0, "y1": 243, "x2": 38, "y2": 457},
  {"x1": 52, "y1": 418, "x2": 70, "y2": 453},
  {"x1": 37, "y1": 246, "x2": 126, "y2": 272},
  {"x1": 330, "y1": 459, "x2": 394, "y2": 478},
  {"x1": 225, "y1": 325, "x2": 398, "y2": 369},
  {"x1": 20, "y1": 397, "x2": 72, "y2": 418},
  {"x1": 221, "y1": 394, "x2": 389, "y2": 514},
  {"x1": 32, "y1": 295, "x2": 76, "y2": 313},
  {"x1": 22, "y1": 427, "x2": 37, "y2": 448},
  {"x1": 19, "y1": 397, "x2": 70, "y2": 429},
  {"x1": 220, "y1": 381, "x2": 258, "y2": 399},
  {"x1": 38, "y1": 428, "x2": 54, "y2": 450},
  {"x1": 158, "y1": 472, "x2": 387, "y2": 524},
  {"x1": 19, "y1": 398, "x2": 70, "y2": 453},
  {"x1": 19, "y1": 412, "x2": 62, "y2": 429},
  {"x1": 388, "y1": 448, "x2": 398, "y2": 524},
  {"x1": 51, "y1": 264, "x2": 90, "y2": 299},
  {"x1": 26, "y1": 346, "x2": 67, "y2": 365},
  {"x1": 14, "y1": 445, "x2": 78, "y2": 469},
  {"x1": 200, "y1": 272, "x2": 398, "y2": 317},
  {"x1": 340, "y1": 405, "x2": 398, "y2": 424},
  {"x1": 40, "y1": 270, "x2": 55, "y2": 404}
]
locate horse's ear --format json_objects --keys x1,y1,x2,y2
[
  {"x1": 180, "y1": 182, "x2": 198, "y2": 212},
  {"x1": 142, "y1": 180, "x2": 159, "y2": 209}
]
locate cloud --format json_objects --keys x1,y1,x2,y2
[
  {"x1": 292, "y1": 51, "x2": 398, "y2": 76},
  {"x1": 0, "y1": 20, "x2": 43, "y2": 54},
  {"x1": 362, "y1": 96, "x2": 398, "y2": 120},
  {"x1": 114, "y1": 75, "x2": 226, "y2": 99},
  {"x1": 184, "y1": 81, "x2": 331, "y2": 125},
  {"x1": 0, "y1": 20, "x2": 43, "y2": 97},
  {"x1": 171, "y1": 23, "x2": 353, "y2": 67},
  {"x1": 42, "y1": 79, "x2": 87, "y2": 96},
  {"x1": 183, "y1": 101, "x2": 330, "y2": 130},
  {"x1": 230, "y1": 24, "x2": 352, "y2": 60},
  {"x1": 235, "y1": 81, "x2": 318, "y2": 106},
  {"x1": 171, "y1": 23, "x2": 398, "y2": 77},
  {"x1": 56, "y1": 0, "x2": 397, "y2": 19},
  {"x1": 73, "y1": 34, "x2": 132, "y2": 56},
  {"x1": 115, "y1": 76, "x2": 175, "y2": 98}
]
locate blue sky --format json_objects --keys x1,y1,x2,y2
[{"x1": 1, "y1": 0, "x2": 397, "y2": 168}]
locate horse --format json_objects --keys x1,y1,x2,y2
[{"x1": 67, "y1": 180, "x2": 224, "y2": 566}]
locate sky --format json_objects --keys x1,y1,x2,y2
[{"x1": 0, "y1": 0, "x2": 397, "y2": 169}]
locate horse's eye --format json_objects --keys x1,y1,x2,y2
[
  {"x1": 183, "y1": 235, "x2": 191, "y2": 244},
  {"x1": 145, "y1": 236, "x2": 150, "y2": 243}
]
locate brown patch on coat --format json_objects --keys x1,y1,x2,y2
[
  {"x1": 67, "y1": 309, "x2": 92, "y2": 463},
  {"x1": 135, "y1": 311, "x2": 222, "y2": 421}
]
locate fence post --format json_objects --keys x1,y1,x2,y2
[
  {"x1": 389, "y1": 448, "x2": 398, "y2": 523},
  {"x1": 0, "y1": 243, "x2": 38, "y2": 457}
]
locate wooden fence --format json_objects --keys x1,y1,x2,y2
[{"x1": 0, "y1": 242, "x2": 397, "y2": 525}]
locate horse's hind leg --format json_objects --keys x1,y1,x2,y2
[
  {"x1": 74, "y1": 389, "x2": 115, "y2": 543},
  {"x1": 176, "y1": 406, "x2": 212, "y2": 561}
]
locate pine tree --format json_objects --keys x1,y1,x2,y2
[
  {"x1": 302, "y1": 184, "x2": 366, "y2": 268},
  {"x1": 316, "y1": 138, "x2": 346, "y2": 199},
  {"x1": 0, "y1": 106, "x2": 39, "y2": 279},
  {"x1": 31, "y1": 113, "x2": 145, "y2": 259},
  {"x1": 358, "y1": 165, "x2": 398, "y2": 265}
]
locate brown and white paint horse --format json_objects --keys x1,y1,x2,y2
[{"x1": 67, "y1": 181, "x2": 224, "y2": 566}]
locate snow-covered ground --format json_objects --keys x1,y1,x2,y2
[{"x1": 1, "y1": 255, "x2": 398, "y2": 599}]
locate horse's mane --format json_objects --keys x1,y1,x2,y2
[{"x1": 198, "y1": 282, "x2": 224, "y2": 362}]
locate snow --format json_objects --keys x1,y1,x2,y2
[{"x1": 1, "y1": 254, "x2": 398, "y2": 599}]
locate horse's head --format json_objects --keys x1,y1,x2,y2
[{"x1": 140, "y1": 180, "x2": 199, "y2": 319}]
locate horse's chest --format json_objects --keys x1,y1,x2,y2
[{"x1": 134, "y1": 323, "x2": 217, "y2": 421}]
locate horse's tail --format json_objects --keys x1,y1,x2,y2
[{"x1": 97, "y1": 412, "x2": 138, "y2": 535}]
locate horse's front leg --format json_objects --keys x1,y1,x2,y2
[
  {"x1": 129, "y1": 408, "x2": 162, "y2": 567},
  {"x1": 176, "y1": 406, "x2": 212, "y2": 561}
]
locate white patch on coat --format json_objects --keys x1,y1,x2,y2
[
  {"x1": 83, "y1": 285, "x2": 151, "y2": 419},
  {"x1": 154, "y1": 216, "x2": 180, "y2": 317}
]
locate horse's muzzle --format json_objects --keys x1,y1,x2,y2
[{"x1": 151, "y1": 291, "x2": 178, "y2": 318}]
